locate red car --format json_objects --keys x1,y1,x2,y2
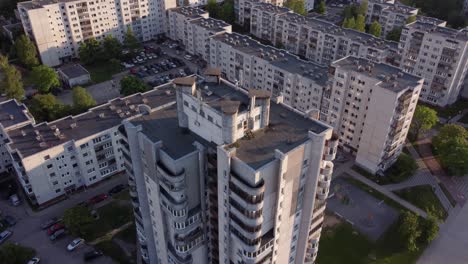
[
  {"x1": 88, "y1": 194, "x2": 108, "y2": 205},
  {"x1": 47, "y1": 223, "x2": 65, "y2": 235}
]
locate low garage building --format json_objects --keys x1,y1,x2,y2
[{"x1": 57, "y1": 64, "x2": 91, "y2": 88}]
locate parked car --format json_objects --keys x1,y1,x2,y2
[
  {"x1": 83, "y1": 249, "x2": 103, "y2": 261},
  {"x1": 0, "y1": 230, "x2": 12, "y2": 244},
  {"x1": 9, "y1": 194, "x2": 21, "y2": 206},
  {"x1": 3, "y1": 215, "x2": 16, "y2": 227},
  {"x1": 88, "y1": 194, "x2": 108, "y2": 205},
  {"x1": 47, "y1": 223, "x2": 65, "y2": 235},
  {"x1": 49, "y1": 228, "x2": 66, "y2": 241},
  {"x1": 67, "y1": 238, "x2": 84, "y2": 251},
  {"x1": 27, "y1": 257, "x2": 40, "y2": 264},
  {"x1": 41, "y1": 217, "x2": 60, "y2": 230},
  {"x1": 108, "y1": 184, "x2": 127, "y2": 196}
]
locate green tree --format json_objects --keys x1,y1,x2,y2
[
  {"x1": 0, "y1": 54, "x2": 8, "y2": 68},
  {"x1": 358, "y1": 0, "x2": 368, "y2": 16},
  {"x1": 386, "y1": 27, "x2": 402, "y2": 41},
  {"x1": 0, "y1": 243, "x2": 35, "y2": 264},
  {"x1": 120, "y1": 75, "x2": 149, "y2": 96},
  {"x1": 285, "y1": 0, "x2": 306, "y2": 15},
  {"x1": 355, "y1": 14, "x2": 366, "y2": 32},
  {"x1": 419, "y1": 216, "x2": 439, "y2": 244},
  {"x1": 31, "y1": 65, "x2": 60, "y2": 94},
  {"x1": 406, "y1": 15, "x2": 417, "y2": 24},
  {"x1": 347, "y1": 17, "x2": 356, "y2": 30},
  {"x1": 206, "y1": 0, "x2": 218, "y2": 17},
  {"x1": 72, "y1": 86, "x2": 96, "y2": 113},
  {"x1": 386, "y1": 153, "x2": 418, "y2": 182},
  {"x1": 124, "y1": 26, "x2": 140, "y2": 51},
  {"x1": 0, "y1": 63, "x2": 24, "y2": 101},
  {"x1": 219, "y1": 0, "x2": 235, "y2": 24},
  {"x1": 342, "y1": 4, "x2": 359, "y2": 19},
  {"x1": 316, "y1": 0, "x2": 326, "y2": 14},
  {"x1": 102, "y1": 35, "x2": 122, "y2": 60},
  {"x1": 29, "y1": 94, "x2": 69, "y2": 122},
  {"x1": 410, "y1": 105, "x2": 438, "y2": 140},
  {"x1": 79, "y1": 38, "x2": 101, "y2": 65},
  {"x1": 14, "y1": 35, "x2": 39, "y2": 68},
  {"x1": 63, "y1": 205, "x2": 94, "y2": 237},
  {"x1": 342, "y1": 18, "x2": 350, "y2": 28},
  {"x1": 398, "y1": 211, "x2": 421, "y2": 252},
  {"x1": 369, "y1": 21, "x2": 382, "y2": 37},
  {"x1": 433, "y1": 124, "x2": 468, "y2": 176}
]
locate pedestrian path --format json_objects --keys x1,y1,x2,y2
[{"x1": 346, "y1": 169, "x2": 428, "y2": 218}]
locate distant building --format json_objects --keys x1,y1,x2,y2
[
  {"x1": 17, "y1": 0, "x2": 176, "y2": 67},
  {"x1": 399, "y1": 21, "x2": 468, "y2": 106},
  {"x1": 57, "y1": 64, "x2": 91, "y2": 88},
  {"x1": 122, "y1": 73, "x2": 337, "y2": 264},
  {"x1": 366, "y1": 0, "x2": 418, "y2": 37}
]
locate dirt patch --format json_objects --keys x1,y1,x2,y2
[{"x1": 323, "y1": 213, "x2": 342, "y2": 228}]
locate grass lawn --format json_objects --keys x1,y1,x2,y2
[
  {"x1": 95, "y1": 240, "x2": 133, "y2": 264},
  {"x1": 112, "y1": 190, "x2": 131, "y2": 201},
  {"x1": 395, "y1": 185, "x2": 448, "y2": 220},
  {"x1": 85, "y1": 62, "x2": 123, "y2": 83},
  {"x1": 317, "y1": 222, "x2": 423, "y2": 264},
  {"x1": 84, "y1": 201, "x2": 133, "y2": 240},
  {"x1": 116, "y1": 224, "x2": 137, "y2": 245}
]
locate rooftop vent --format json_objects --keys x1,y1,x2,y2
[
  {"x1": 70, "y1": 123, "x2": 77, "y2": 129},
  {"x1": 21, "y1": 130, "x2": 26, "y2": 136},
  {"x1": 39, "y1": 142, "x2": 47, "y2": 148},
  {"x1": 99, "y1": 113, "x2": 105, "y2": 118},
  {"x1": 9, "y1": 115, "x2": 14, "y2": 120}
]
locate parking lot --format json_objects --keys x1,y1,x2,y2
[
  {"x1": 57, "y1": 40, "x2": 203, "y2": 105},
  {"x1": 0, "y1": 174, "x2": 128, "y2": 264}
]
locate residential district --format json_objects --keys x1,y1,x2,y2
[{"x1": 0, "y1": 0, "x2": 466, "y2": 263}]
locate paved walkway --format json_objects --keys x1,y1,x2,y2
[
  {"x1": 345, "y1": 170, "x2": 428, "y2": 218},
  {"x1": 382, "y1": 143, "x2": 453, "y2": 212},
  {"x1": 90, "y1": 221, "x2": 133, "y2": 245}
]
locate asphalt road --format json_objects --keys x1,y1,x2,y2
[{"x1": 0, "y1": 173, "x2": 127, "y2": 264}]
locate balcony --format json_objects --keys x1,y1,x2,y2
[{"x1": 157, "y1": 162, "x2": 185, "y2": 184}]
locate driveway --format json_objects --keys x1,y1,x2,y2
[{"x1": 0, "y1": 173, "x2": 128, "y2": 264}]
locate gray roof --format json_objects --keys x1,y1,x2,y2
[
  {"x1": 132, "y1": 78, "x2": 329, "y2": 169},
  {"x1": 211, "y1": 33, "x2": 329, "y2": 85},
  {"x1": 190, "y1": 17, "x2": 230, "y2": 33},
  {"x1": 253, "y1": 2, "x2": 290, "y2": 14},
  {"x1": 6, "y1": 85, "x2": 176, "y2": 158},
  {"x1": 405, "y1": 21, "x2": 468, "y2": 41},
  {"x1": 0, "y1": 100, "x2": 34, "y2": 130},
  {"x1": 58, "y1": 64, "x2": 89, "y2": 79},
  {"x1": 169, "y1": 6, "x2": 208, "y2": 19},
  {"x1": 332, "y1": 56, "x2": 423, "y2": 93}
]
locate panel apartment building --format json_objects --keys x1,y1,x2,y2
[
  {"x1": 121, "y1": 73, "x2": 338, "y2": 264},
  {"x1": 365, "y1": 0, "x2": 418, "y2": 37},
  {"x1": 167, "y1": 7, "x2": 232, "y2": 63},
  {"x1": 207, "y1": 32, "x2": 423, "y2": 173},
  {"x1": 247, "y1": 2, "x2": 401, "y2": 66},
  {"x1": 0, "y1": 87, "x2": 175, "y2": 206},
  {"x1": 399, "y1": 21, "x2": 468, "y2": 106},
  {"x1": 17, "y1": 0, "x2": 177, "y2": 67}
]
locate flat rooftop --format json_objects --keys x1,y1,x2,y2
[
  {"x1": 169, "y1": 6, "x2": 208, "y2": 19},
  {"x1": 0, "y1": 100, "x2": 34, "y2": 130},
  {"x1": 406, "y1": 21, "x2": 468, "y2": 41},
  {"x1": 18, "y1": 0, "x2": 81, "y2": 10},
  {"x1": 7, "y1": 85, "x2": 176, "y2": 158},
  {"x1": 190, "y1": 17, "x2": 230, "y2": 33},
  {"x1": 212, "y1": 33, "x2": 329, "y2": 85},
  {"x1": 132, "y1": 77, "x2": 329, "y2": 168},
  {"x1": 252, "y1": 2, "x2": 290, "y2": 14},
  {"x1": 58, "y1": 64, "x2": 89, "y2": 79},
  {"x1": 332, "y1": 56, "x2": 422, "y2": 93}
]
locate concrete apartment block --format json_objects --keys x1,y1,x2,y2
[
  {"x1": 0, "y1": 87, "x2": 175, "y2": 206},
  {"x1": 17, "y1": 0, "x2": 176, "y2": 67},
  {"x1": 399, "y1": 21, "x2": 468, "y2": 106},
  {"x1": 366, "y1": 0, "x2": 418, "y2": 37},
  {"x1": 121, "y1": 73, "x2": 337, "y2": 264}
]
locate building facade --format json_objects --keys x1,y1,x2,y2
[
  {"x1": 1, "y1": 86, "x2": 175, "y2": 206},
  {"x1": 366, "y1": 0, "x2": 418, "y2": 37},
  {"x1": 121, "y1": 73, "x2": 338, "y2": 264},
  {"x1": 323, "y1": 57, "x2": 423, "y2": 173},
  {"x1": 168, "y1": 7, "x2": 231, "y2": 63},
  {"x1": 17, "y1": 0, "x2": 176, "y2": 67},
  {"x1": 235, "y1": 0, "x2": 284, "y2": 27},
  {"x1": 399, "y1": 21, "x2": 468, "y2": 106}
]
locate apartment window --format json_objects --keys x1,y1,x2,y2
[
  {"x1": 55, "y1": 189, "x2": 61, "y2": 193},
  {"x1": 46, "y1": 164, "x2": 53, "y2": 169},
  {"x1": 52, "y1": 181, "x2": 59, "y2": 185}
]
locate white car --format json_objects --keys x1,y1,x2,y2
[
  {"x1": 67, "y1": 238, "x2": 84, "y2": 251},
  {"x1": 27, "y1": 257, "x2": 40, "y2": 264}
]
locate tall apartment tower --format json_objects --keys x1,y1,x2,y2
[
  {"x1": 17, "y1": 0, "x2": 176, "y2": 67},
  {"x1": 121, "y1": 72, "x2": 338, "y2": 264},
  {"x1": 322, "y1": 57, "x2": 423, "y2": 173},
  {"x1": 399, "y1": 21, "x2": 468, "y2": 106}
]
